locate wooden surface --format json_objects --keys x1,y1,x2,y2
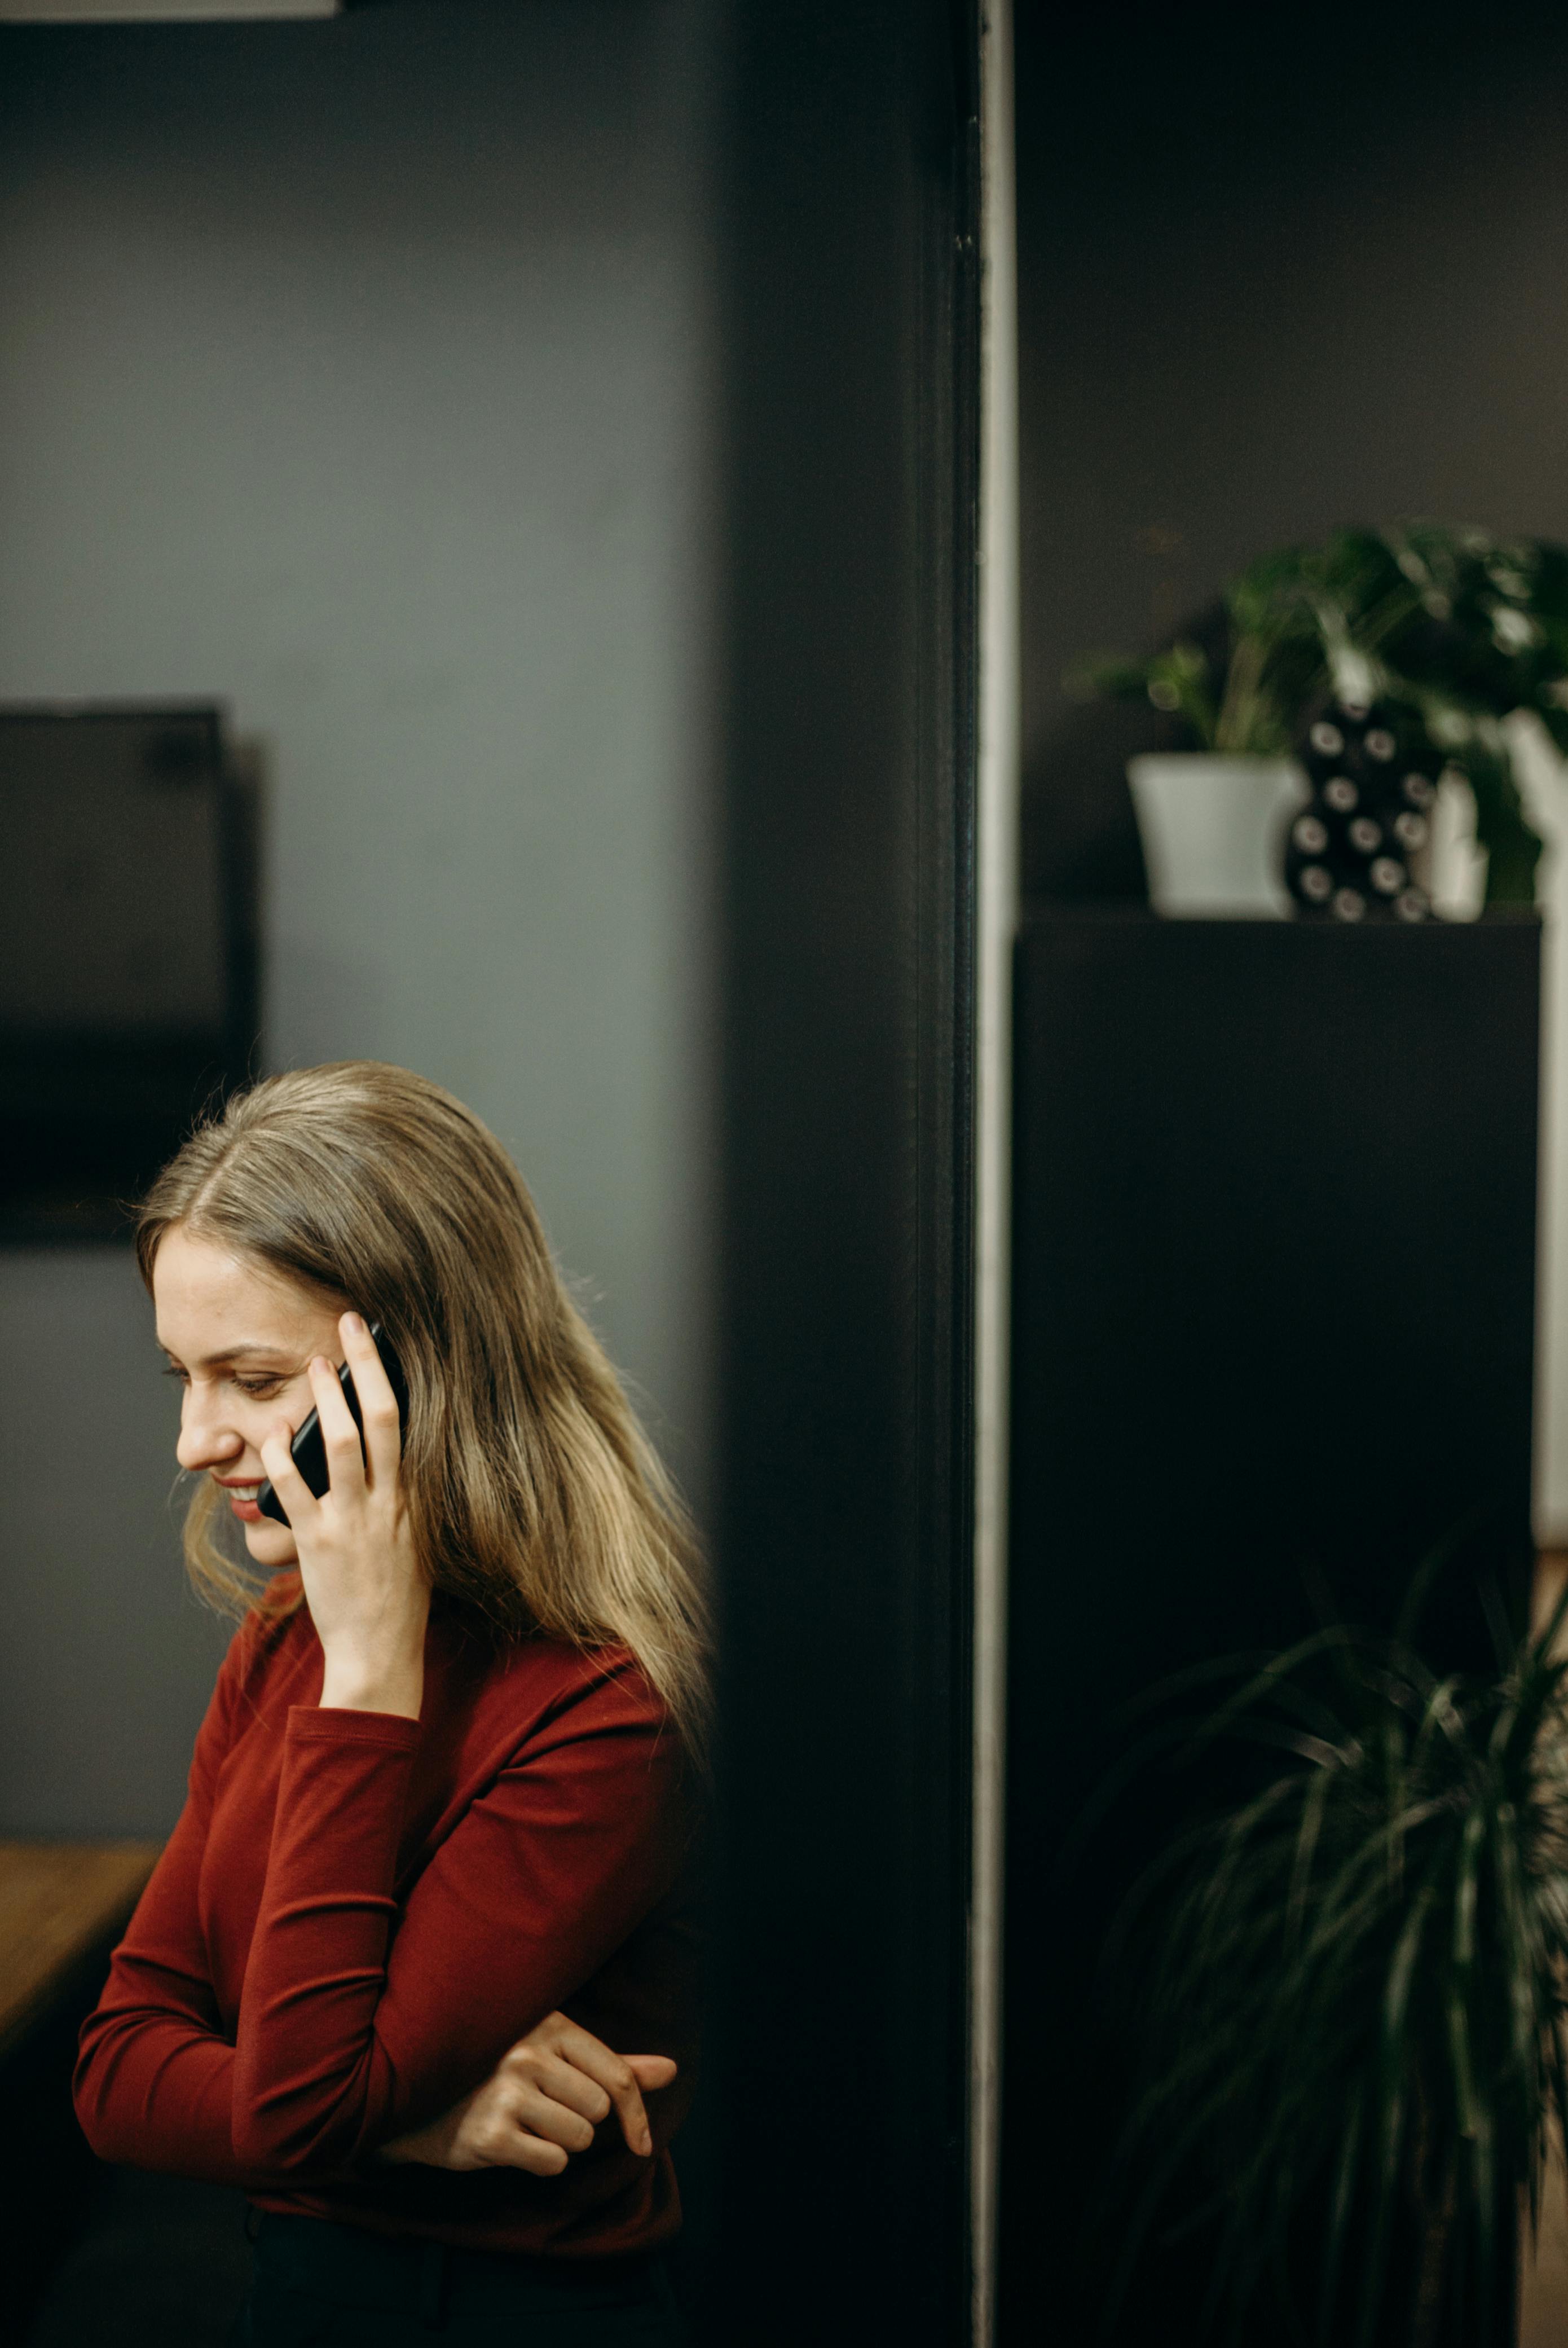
[
  {"x1": 1535, "y1": 1549, "x2": 1568, "y2": 1641},
  {"x1": 0, "y1": 1840, "x2": 158, "y2": 2058}
]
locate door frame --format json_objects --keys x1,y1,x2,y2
[{"x1": 706, "y1": 3, "x2": 1013, "y2": 2341}]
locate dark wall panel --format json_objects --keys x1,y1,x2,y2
[{"x1": 999, "y1": 912, "x2": 1540, "y2": 2340}]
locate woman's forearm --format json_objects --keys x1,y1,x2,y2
[
  {"x1": 230, "y1": 1707, "x2": 420, "y2": 2170},
  {"x1": 228, "y1": 1661, "x2": 687, "y2": 2177}
]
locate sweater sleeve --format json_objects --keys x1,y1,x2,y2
[
  {"x1": 74, "y1": 1626, "x2": 287, "y2": 2184},
  {"x1": 227, "y1": 1660, "x2": 685, "y2": 2173}
]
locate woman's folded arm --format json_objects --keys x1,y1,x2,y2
[
  {"x1": 77, "y1": 1635, "x2": 686, "y2": 2186},
  {"x1": 228, "y1": 1657, "x2": 685, "y2": 2173}
]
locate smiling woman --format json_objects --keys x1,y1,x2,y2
[
  {"x1": 155, "y1": 1251, "x2": 430, "y2": 1716},
  {"x1": 155, "y1": 1240, "x2": 367, "y2": 1532},
  {"x1": 72, "y1": 1061, "x2": 710, "y2": 2347}
]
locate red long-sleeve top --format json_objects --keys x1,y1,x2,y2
[{"x1": 74, "y1": 1591, "x2": 700, "y2": 2256}]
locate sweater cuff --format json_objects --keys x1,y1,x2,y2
[{"x1": 286, "y1": 1705, "x2": 421, "y2": 1751}]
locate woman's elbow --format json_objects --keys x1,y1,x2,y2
[
  {"x1": 72, "y1": 2083, "x2": 130, "y2": 2166},
  {"x1": 72, "y1": 2042, "x2": 140, "y2": 2166}
]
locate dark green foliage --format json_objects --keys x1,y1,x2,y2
[
  {"x1": 1105, "y1": 1581, "x2": 1568, "y2": 2346},
  {"x1": 1071, "y1": 521, "x2": 1568, "y2": 905}
]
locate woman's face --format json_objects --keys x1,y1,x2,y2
[{"x1": 152, "y1": 1225, "x2": 348, "y2": 1570}]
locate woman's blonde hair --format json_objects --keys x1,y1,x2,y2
[{"x1": 137, "y1": 1062, "x2": 711, "y2": 1762}]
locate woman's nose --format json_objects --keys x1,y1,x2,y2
[{"x1": 175, "y1": 1388, "x2": 243, "y2": 1474}]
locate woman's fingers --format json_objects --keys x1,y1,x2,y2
[
  {"x1": 486, "y1": 2015, "x2": 675, "y2": 2170},
  {"x1": 626, "y1": 2054, "x2": 678, "y2": 2092},
  {"x1": 309, "y1": 1352, "x2": 367, "y2": 1498},
  {"x1": 340, "y1": 1312, "x2": 402, "y2": 1490},
  {"x1": 257, "y1": 1418, "x2": 315, "y2": 1529},
  {"x1": 519, "y1": 2050, "x2": 614, "y2": 2126},
  {"x1": 538, "y1": 2017, "x2": 667, "y2": 2156},
  {"x1": 510, "y1": 2086, "x2": 597, "y2": 2156},
  {"x1": 399, "y1": 2023, "x2": 680, "y2": 2179},
  {"x1": 503, "y1": 2131, "x2": 569, "y2": 2177}
]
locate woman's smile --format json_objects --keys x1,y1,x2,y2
[{"x1": 215, "y1": 1475, "x2": 265, "y2": 1521}]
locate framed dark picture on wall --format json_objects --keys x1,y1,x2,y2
[{"x1": 0, "y1": 702, "x2": 259, "y2": 1242}]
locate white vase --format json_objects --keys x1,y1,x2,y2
[{"x1": 1127, "y1": 753, "x2": 1309, "y2": 918}]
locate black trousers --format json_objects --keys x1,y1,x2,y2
[{"x1": 231, "y1": 2212, "x2": 690, "y2": 2346}]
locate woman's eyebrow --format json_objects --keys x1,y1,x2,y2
[{"x1": 156, "y1": 1342, "x2": 298, "y2": 1369}]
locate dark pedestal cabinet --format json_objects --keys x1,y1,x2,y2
[{"x1": 998, "y1": 912, "x2": 1541, "y2": 2342}]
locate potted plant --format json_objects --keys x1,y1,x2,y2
[
  {"x1": 1099, "y1": 1577, "x2": 1568, "y2": 2347},
  {"x1": 1077, "y1": 522, "x2": 1568, "y2": 915}
]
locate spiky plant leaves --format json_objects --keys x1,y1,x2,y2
[{"x1": 1102, "y1": 1589, "x2": 1568, "y2": 2346}]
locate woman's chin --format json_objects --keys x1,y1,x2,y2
[{"x1": 241, "y1": 1517, "x2": 299, "y2": 1569}]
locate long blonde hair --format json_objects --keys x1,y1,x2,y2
[{"x1": 138, "y1": 1062, "x2": 711, "y2": 1762}]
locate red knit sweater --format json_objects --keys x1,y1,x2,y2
[{"x1": 74, "y1": 1594, "x2": 699, "y2": 2257}]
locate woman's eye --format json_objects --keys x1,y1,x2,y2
[
  {"x1": 161, "y1": 1365, "x2": 190, "y2": 1386},
  {"x1": 234, "y1": 1378, "x2": 285, "y2": 1399}
]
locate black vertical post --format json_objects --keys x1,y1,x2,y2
[{"x1": 706, "y1": 4, "x2": 981, "y2": 2342}]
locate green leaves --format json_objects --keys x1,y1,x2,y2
[
  {"x1": 1105, "y1": 1600, "x2": 1568, "y2": 2345},
  {"x1": 1068, "y1": 640, "x2": 1223, "y2": 746},
  {"x1": 1072, "y1": 518, "x2": 1567, "y2": 905}
]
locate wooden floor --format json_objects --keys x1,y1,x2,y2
[{"x1": 1523, "y1": 2147, "x2": 1568, "y2": 2346}]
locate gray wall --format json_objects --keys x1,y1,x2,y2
[
  {"x1": 1018, "y1": 6, "x2": 1568, "y2": 760},
  {"x1": 1016, "y1": 1, "x2": 1568, "y2": 1538},
  {"x1": 0, "y1": 0, "x2": 716, "y2": 1836}
]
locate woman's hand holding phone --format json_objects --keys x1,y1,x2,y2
[
  {"x1": 257, "y1": 1312, "x2": 428, "y2": 1720},
  {"x1": 376, "y1": 2010, "x2": 677, "y2": 2176}
]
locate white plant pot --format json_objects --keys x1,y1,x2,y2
[{"x1": 1127, "y1": 753, "x2": 1309, "y2": 918}]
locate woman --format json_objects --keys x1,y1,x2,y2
[{"x1": 74, "y1": 1063, "x2": 710, "y2": 2345}]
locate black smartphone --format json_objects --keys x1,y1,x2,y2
[{"x1": 257, "y1": 1321, "x2": 409, "y2": 1527}]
